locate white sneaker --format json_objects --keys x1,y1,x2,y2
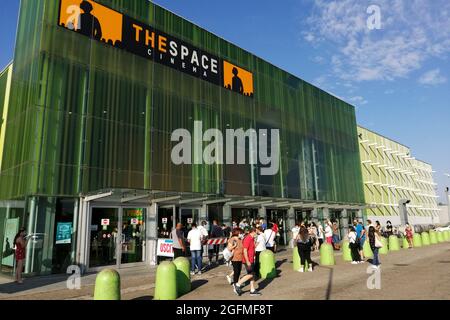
[
  {"x1": 298, "y1": 267, "x2": 304, "y2": 273},
  {"x1": 308, "y1": 266, "x2": 313, "y2": 272},
  {"x1": 351, "y1": 261, "x2": 358, "y2": 265},
  {"x1": 190, "y1": 271, "x2": 195, "y2": 275},
  {"x1": 359, "y1": 261, "x2": 365, "y2": 264},
  {"x1": 197, "y1": 271, "x2": 202, "y2": 275},
  {"x1": 226, "y1": 275, "x2": 233, "y2": 285}
]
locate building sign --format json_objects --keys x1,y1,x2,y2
[
  {"x1": 157, "y1": 239, "x2": 174, "y2": 257},
  {"x1": 58, "y1": 0, "x2": 254, "y2": 97},
  {"x1": 162, "y1": 218, "x2": 168, "y2": 224},
  {"x1": 130, "y1": 218, "x2": 139, "y2": 225},
  {"x1": 55, "y1": 222, "x2": 72, "y2": 245},
  {"x1": 101, "y1": 219, "x2": 110, "y2": 226}
]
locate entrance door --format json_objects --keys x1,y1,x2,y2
[
  {"x1": 178, "y1": 208, "x2": 199, "y2": 238},
  {"x1": 89, "y1": 207, "x2": 146, "y2": 269},
  {"x1": 267, "y1": 210, "x2": 288, "y2": 246}
]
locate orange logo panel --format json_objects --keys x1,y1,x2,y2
[
  {"x1": 223, "y1": 61, "x2": 254, "y2": 97},
  {"x1": 59, "y1": 0, "x2": 123, "y2": 45}
]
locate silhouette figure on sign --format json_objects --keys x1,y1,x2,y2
[
  {"x1": 231, "y1": 67, "x2": 244, "y2": 94},
  {"x1": 78, "y1": 0, "x2": 102, "y2": 41}
]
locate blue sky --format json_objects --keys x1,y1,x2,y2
[{"x1": 1, "y1": 0, "x2": 449, "y2": 202}]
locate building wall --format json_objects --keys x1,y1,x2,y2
[
  {"x1": 358, "y1": 126, "x2": 439, "y2": 226},
  {"x1": 0, "y1": 0, "x2": 365, "y2": 205}
]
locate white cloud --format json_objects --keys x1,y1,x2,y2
[
  {"x1": 303, "y1": 0, "x2": 450, "y2": 83},
  {"x1": 418, "y1": 69, "x2": 447, "y2": 85},
  {"x1": 348, "y1": 96, "x2": 368, "y2": 105}
]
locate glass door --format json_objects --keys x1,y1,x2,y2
[
  {"x1": 89, "y1": 208, "x2": 119, "y2": 268},
  {"x1": 179, "y1": 208, "x2": 199, "y2": 238},
  {"x1": 89, "y1": 207, "x2": 146, "y2": 269}
]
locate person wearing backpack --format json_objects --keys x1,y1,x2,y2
[{"x1": 296, "y1": 226, "x2": 314, "y2": 272}]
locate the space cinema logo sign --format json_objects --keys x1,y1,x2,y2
[{"x1": 58, "y1": 0, "x2": 254, "y2": 97}]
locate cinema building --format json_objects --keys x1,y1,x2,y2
[{"x1": 0, "y1": 0, "x2": 367, "y2": 276}]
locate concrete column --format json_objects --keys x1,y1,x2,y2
[
  {"x1": 223, "y1": 204, "x2": 231, "y2": 226},
  {"x1": 200, "y1": 204, "x2": 208, "y2": 223},
  {"x1": 340, "y1": 209, "x2": 349, "y2": 237},
  {"x1": 259, "y1": 206, "x2": 266, "y2": 221},
  {"x1": 311, "y1": 208, "x2": 319, "y2": 224},
  {"x1": 322, "y1": 207, "x2": 330, "y2": 220},
  {"x1": 287, "y1": 207, "x2": 295, "y2": 230},
  {"x1": 147, "y1": 202, "x2": 158, "y2": 266},
  {"x1": 357, "y1": 209, "x2": 364, "y2": 220}
]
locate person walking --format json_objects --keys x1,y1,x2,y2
[
  {"x1": 263, "y1": 223, "x2": 276, "y2": 252},
  {"x1": 209, "y1": 220, "x2": 225, "y2": 265},
  {"x1": 234, "y1": 227, "x2": 261, "y2": 296},
  {"x1": 14, "y1": 228, "x2": 28, "y2": 284},
  {"x1": 272, "y1": 221, "x2": 279, "y2": 253},
  {"x1": 348, "y1": 226, "x2": 362, "y2": 264},
  {"x1": 255, "y1": 226, "x2": 266, "y2": 278},
  {"x1": 225, "y1": 228, "x2": 242, "y2": 285},
  {"x1": 368, "y1": 226, "x2": 382, "y2": 269},
  {"x1": 405, "y1": 223, "x2": 414, "y2": 249},
  {"x1": 296, "y1": 226, "x2": 314, "y2": 272},
  {"x1": 171, "y1": 223, "x2": 186, "y2": 259},
  {"x1": 317, "y1": 222, "x2": 324, "y2": 249},
  {"x1": 187, "y1": 223, "x2": 203, "y2": 275}
]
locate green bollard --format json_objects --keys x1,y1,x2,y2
[
  {"x1": 421, "y1": 232, "x2": 430, "y2": 246},
  {"x1": 320, "y1": 243, "x2": 335, "y2": 266},
  {"x1": 154, "y1": 261, "x2": 178, "y2": 300},
  {"x1": 173, "y1": 257, "x2": 191, "y2": 296},
  {"x1": 444, "y1": 231, "x2": 450, "y2": 242},
  {"x1": 389, "y1": 236, "x2": 400, "y2": 251},
  {"x1": 379, "y1": 237, "x2": 389, "y2": 255},
  {"x1": 437, "y1": 231, "x2": 444, "y2": 243},
  {"x1": 93, "y1": 269, "x2": 121, "y2": 300},
  {"x1": 260, "y1": 250, "x2": 277, "y2": 279},
  {"x1": 402, "y1": 237, "x2": 410, "y2": 249},
  {"x1": 429, "y1": 231, "x2": 438, "y2": 244},
  {"x1": 413, "y1": 233, "x2": 423, "y2": 247},
  {"x1": 363, "y1": 240, "x2": 373, "y2": 259},
  {"x1": 341, "y1": 240, "x2": 352, "y2": 262}
]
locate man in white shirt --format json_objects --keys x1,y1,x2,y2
[
  {"x1": 263, "y1": 223, "x2": 276, "y2": 252},
  {"x1": 197, "y1": 220, "x2": 209, "y2": 263},
  {"x1": 187, "y1": 223, "x2": 203, "y2": 275}
]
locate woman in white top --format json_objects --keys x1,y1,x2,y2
[
  {"x1": 348, "y1": 226, "x2": 362, "y2": 264},
  {"x1": 263, "y1": 223, "x2": 276, "y2": 252},
  {"x1": 254, "y1": 227, "x2": 266, "y2": 277},
  {"x1": 325, "y1": 220, "x2": 333, "y2": 245},
  {"x1": 317, "y1": 223, "x2": 324, "y2": 249}
]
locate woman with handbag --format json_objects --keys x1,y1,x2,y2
[{"x1": 368, "y1": 226, "x2": 382, "y2": 269}]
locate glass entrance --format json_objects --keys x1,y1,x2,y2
[
  {"x1": 89, "y1": 207, "x2": 146, "y2": 269},
  {"x1": 267, "y1": 210, "x2": 288, "y2": 246},
  {"x1": 179, "y1": 208, "x2": 199, "y2": 238}
]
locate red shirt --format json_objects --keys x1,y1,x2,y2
[
  {"x1": 242, "y1": 235, "x2": 256, "y2": 264},
  {"x1": 272, "y1": 223, "x2": 279, "y2": 233}
]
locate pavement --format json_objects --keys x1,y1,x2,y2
[{"x1": 1, "y1": 242, "x2": 450, "y2": 300}]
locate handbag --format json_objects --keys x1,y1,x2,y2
[
  {"x1": 222, "y1": 247, "x2": 233, "y2": 261},
  {"x1": 375, "y1": 236, "x2": 383, "y2": 248}
]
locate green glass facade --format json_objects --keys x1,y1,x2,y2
[
  {"x1": 0, "y1": 0, "x2": 365, "y2": 275},
  {"x1": 0, "y1": 0, "x2": 364, "y2": 203}
]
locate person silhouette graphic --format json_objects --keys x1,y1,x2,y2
[
  {"x1": 78, "y1": 0, "x2": 102, "y2": 41},
  {"x1": 231, "y1": 67, "x2": 244, "y2": 94}
]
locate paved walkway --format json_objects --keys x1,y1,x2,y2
[{"x1": 1, "y1": 243, "x2": 449, "y2": 300}]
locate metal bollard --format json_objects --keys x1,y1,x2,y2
[
  {"x1": 259, "y1": 250, "x2": 276, "y2": 279},
  {"x1": 320, "y1": 243, "x2": 335, "y2": 266},
  {"x1": 93, "y1": 269, "x2": 121, "y2": 300},
  {"x1": 154, "y1": 261, "x2": 178, "y2": 300},
  {"x1": 173, "y1": 257, "x2": 191, "y2": 296}
]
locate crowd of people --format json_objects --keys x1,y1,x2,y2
[{"x1": 171, "y1": 216, "x2": 418, "y2": 296}]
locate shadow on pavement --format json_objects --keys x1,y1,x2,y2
[
  {"x1": 275, "y1": 258, "x2": 287, "y2": 269},
  {"x1": 324, "y1": 267, "x2": 334, "y2": 300},
  {"x1": 438, "y1": 260, "x2": 450, "y2": 264},
  {"x1": 191, "y1": 279, "x2": 208, "y2": 290},
  {"x1": 394, "y1": 264, "x2": 410, "y2": 267},
  {"x1": 132, "y1": 295, "x2": 153, "y2": 300}
]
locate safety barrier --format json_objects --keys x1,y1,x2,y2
[
  {"x1": 341, "y1": 240, "x2": 352, "y2": 262},
  {"x1": 154, "y1": 261, "x2": 178, "y2": 300},
  {"x1": 413, "y1": 233, "x2": 423, "y2": 247},
  {"x1": 389, "y1": 236, "x2": 400, "y2": 251},
  {"x1": 174, "y1": 257, "x2": 191, "y2": 296},
  {"x1": 93, "y1": 269, "x2": 121, "y2": 300},
  {"x1": 421, "y1": 232, "x2": 430, "y2": 246},
  {"x1": 379, "y1": 237, "x2": 389, "y2": 255},
  {"x1": 363, "y1": 240, "x2": 374, "y2": 259},
  {"x1": 429, "y1": 231, "x2": 438, "y2": 244},
  {"x1": 260, "y1": 250, "x2": 276, "y2": 279},
  {"x1": 320, "y1": 243, "x2": 335, "y2": 266}
]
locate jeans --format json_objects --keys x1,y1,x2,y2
[
  {"x1": 191, "y1": 250, "x2": 202, "y2": 272},
  {"x1": 372, "y1": 247, "x2": 380, "y2": 266}
]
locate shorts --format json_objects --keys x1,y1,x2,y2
[
  {"x1": 359, "y1": 238, "x2": 365, "y2": 250},
  {"x1": 245, "y1": 263, "x2": 256, "y2": 275}
]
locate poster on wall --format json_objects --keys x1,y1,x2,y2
[
  {"x1": 2, "y1": 218, "x2": 19, "y2": 267},
  {"x1": 55, "y1": 222, "x2": 72, "y2": 245}
]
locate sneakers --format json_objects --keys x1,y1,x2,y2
[
  {"x1": 298, "y1": 265, "x2": 304, "y2": 272},
  {"x1": 308, "y1": 266, "x2": 313, "y2": 272},
  {"x1": 197, "y1": 271, "x2": 202, "y2": 275},
  {"x1": 351, "y1": 261, "x2": 358, "y2": 265},
  {"x1": 250, "y1": 290, "x2": 262, "y2": 297},
  {"x1": 190, "y1": 271, "x2": 195, "y2": 275},
  {"x1": 233, "y1": 284, "x2": 242, "y2": 296},
  {"x1": 226, "y1": 275, "x2": 233, "y2": 285}
]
